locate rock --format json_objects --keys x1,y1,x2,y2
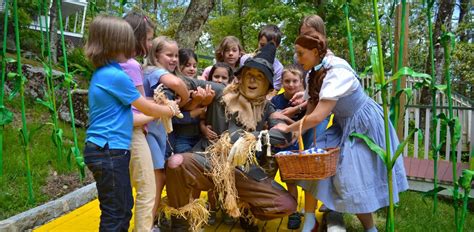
[
  {"x1": 4, "y1": 62, "x2": 89, "y2": 128},
  {"x1": 58, "y1": 89, "x2": 88, "y2": 128}
]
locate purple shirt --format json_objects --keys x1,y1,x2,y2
[{"x1": 120, "y1": 58, "x2": 143, "y2": 114}]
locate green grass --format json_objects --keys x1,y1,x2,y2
[
  {"x1": 343, "y1": 191, "x2": 474, "y2": 231},
  {"x1": 0, "y1": 97, "x2": 86, "y2": 220}
]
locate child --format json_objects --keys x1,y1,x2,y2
[
  {"x1": 274, "y1": 28, "x2": 409, "y2": 232},
  {"x1": 173, "y1": 48, "x2": 212, "y2": 153},
  {"x1": 143, "y1": 36, "x2": 190, "y2": 223},
  {"x1": 122, "y1": 11, "x2": 157, "y2": 232},
  {"x1": 198, "y1": 62, "x2": 234, "y2": 225},
  {"x1": 199, "y1": 36, "x2": 244, "y2": 80},
  {"x1": 240, "y1": 24, "x2": 284, "y2": 91},
  {"x1": 83, "y1": 15, "x2": 179, "y2": 232},
  {"x1": 271, "y1": 65, "x2": 329, "y2": 231},
  {"x1": 208, "y1": 62, "x2": 233, "y2": 85},
  {"x1": 178, "y1": 48, "x2": 198, "y2": 79}
]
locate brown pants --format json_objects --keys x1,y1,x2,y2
[{"x1": 166, "y1": 153, "x2": 297, "y2": 220}]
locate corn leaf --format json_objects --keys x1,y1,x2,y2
[
  {"x1": 51, "y1": 128, "x2": 63, "y2": 148},
  {"x1": 350, "y1": 133, "x2": 387, "y2": 164},
  {"x1": 389, "y1": 88, "x2": 413, "y2": 123},
  {"x1": 459, "y1": 169, "x2": 474, "y2": 190},
  {"x1": 449, "y1": 117, "x2": 462, "y2": 149},
  {"x1": 391, "y1": 128, "x2": 418, "y2": 169},
  {"x1": 436, "y1": 113, "x2": 448, "y2": 153},
  {"x1": 434, "y1": 84, "x2": 447, "y2": 93},
  {"x1": 370, "y1": 47, "x2": 382, "y2": 84},
  {"x1": 385, "y1": 67, "x2": 431, "y2": 87},
  {"x1": 35, "y1": 98, "x2": 54, "y2": 113},
  {"x1": 5, "y1": 57, "x2": 15, "y2": 63},
  {"x1": 0, "y1": 106, "x2": 13, "y2": 126},
  {"x1": 71, "y1": 146, "x2": 85, "y2": 179}
]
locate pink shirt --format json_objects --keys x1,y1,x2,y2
[{"x1": 120, "y1": 59, "x2": 144, "y2": 116}]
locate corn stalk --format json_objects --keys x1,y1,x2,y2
[
  {"x1": 56, "y1": 0, "x2": 85, "y2": 179},
  {"x1": 12, "y1": 0, "x2": 35, "y2": 203},
  {"x1": 0, "y1": 0, "x2": 13, "y2": 177}
]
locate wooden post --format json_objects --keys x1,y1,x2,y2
[{"x1": 393, "y1": 3, "x2": 410, "y2": 138}]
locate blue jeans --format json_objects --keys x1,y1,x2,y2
[
  {"x1": 83, "y1": 142, "x2": 133, "y2": 232},
  {"x1": 174, "y1": 135, "x2": 200, "y2": 153}
]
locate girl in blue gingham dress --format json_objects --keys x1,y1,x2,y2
[{"x1": 275, "y1": 31, "x2": 408, "y2": 232}]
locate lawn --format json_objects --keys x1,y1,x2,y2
[
  {"x1": 343, "y1": 191, "x2": 474, "y2": 231},
  {"x1": 0, "y1": 97, "x2": 90, "y2": 220}
]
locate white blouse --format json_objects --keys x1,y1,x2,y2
[{"x1": 304, "y1": 55, "x2": 359, "y2": 101}]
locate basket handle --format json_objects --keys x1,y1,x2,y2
[{"x1": 297, "y1": 115, "x2": 317, "y2": 153}]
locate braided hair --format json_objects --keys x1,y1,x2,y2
[{"x1": 295, "y1": 31, "x2": 328, "y2": 105}]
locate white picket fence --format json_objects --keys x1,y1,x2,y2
[
  {"x1": 403, "y1": 105, "x2": 473, "y2": 163},
  {"x1": 361, "y1": 75, "x2": 473, "y2": 164}
]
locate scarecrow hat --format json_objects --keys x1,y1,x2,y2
[{"x1": 235, "y1": 42, "x2": 276, "y2": 89}]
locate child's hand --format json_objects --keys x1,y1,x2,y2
[
  {"x1": 200, "y1": 122, "x2": 218, "y2": 141},
  {"x1": 201, "y1": 84, "x2": 215, "y2": 106},
  {"x1": 168, "y1": 100, "x2": 183, "y2": 118},
  {"x1": 290, "y1": 91, "x2": 305, "y2": 106},
  {"x1": 190, "y1": 107, "x2": 206, "y2": 118},
  {"x1": 191, "y1": 87, "x2": 206, "y2": 102}
]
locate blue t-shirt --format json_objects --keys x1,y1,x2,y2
[
  {"x1": 143, "y1": 67, "x2": 169, "y2": 98},
  {"x1": 86, "y1": 62, "x2": 141, "y2": 149},
  {"x1": 271, "y1": 94, "x2": 305, "y2": 120}
]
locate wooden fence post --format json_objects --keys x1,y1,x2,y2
[{"x1": 393, "y1": 2, "x2": 410, "y2": 138}]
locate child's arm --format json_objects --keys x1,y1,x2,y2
[
  {"x1": 133, "y1": 112, "x2": 155, "y2": 127},
  {"x1": 182, "y1": 88, "x2": 205, "y2": 111},
  {"x1": 159, "y1": 73, "x2": 190, "y2": 107},
  {"x1": 136, "y1": 85, "x2": 146, "y2": 96},
  {"x1": 200, "y1": 119, "x2": 218, "y2": 140},
  {"x1": 281, "y1": 101, "x2": 308, "y2": 118},
  {"x1": 132, "y1": 95, "x2": 179, "y2": 119}
]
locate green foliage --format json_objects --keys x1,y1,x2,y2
[
  {"x1": 0, "y1": 99, "x2": 86, "y2": 220},
  {"x1": 66, "y1": 47, "x2": 93, "y2": 82}
]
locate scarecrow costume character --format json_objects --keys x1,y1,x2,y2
[{"x1": 164, "y1": 43, "x2": 297, "y2": 231}]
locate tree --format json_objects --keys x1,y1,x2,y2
[
  {"x1": 420, "y1": 0, "x2": 455, "y2": 104},
  {"x1": 174, "y1": 0, "x2": 215, "y2": 49}
]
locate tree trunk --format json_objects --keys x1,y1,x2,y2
[
  {"x1": 153, "y1": 0, "x2": 158, "y2": 17},
  {"x1": 420, "y1": 0, "x2": 455, "y2": 105},
  {"x1": 458, "y1": 0, "x2": 470, "y2": 42},
  {"x1": 174, "y1": 0, "x2": 215, "y2": 49},
  {"x1": 49, "y1": 0, "x2": 58, "y2": 64}
]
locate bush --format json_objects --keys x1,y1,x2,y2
[{"x1": 67, "y1": 47, "x2": 94, "y2": 81}]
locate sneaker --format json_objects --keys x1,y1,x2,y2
[
  {"x1": 208, "y1": 211, "x2": 217, "y2": 225},
  {"x1": 287, "y1": 212, "x2": 302, "y2": 229}
]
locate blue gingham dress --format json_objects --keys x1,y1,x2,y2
[{"x1": 298, "y1": 60, "x2": 409, "y2": 214}]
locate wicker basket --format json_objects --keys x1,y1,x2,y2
[{"x1": 275, "y1": 116, "x2": 340, "y2": 180}]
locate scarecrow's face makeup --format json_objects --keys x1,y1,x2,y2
[{"x1": 239, "y1": 67, "x2": 269, "y2": 100}]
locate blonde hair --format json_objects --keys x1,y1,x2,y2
[
  {"x1": 146, "y1": 36, "x2": 178, "y2": 69},
  {"x1": 85, "y1": 15, "x2": 135, "y2": 68},
  {"x1": 282, "y1": 64, "x2": 304, "y2": 83},
  {"x1": 215, "y1": 36, "x2": 244, "y2": 62},
  {"x1": 299, "y1": 15, "x2": 326, "y2": 36}
]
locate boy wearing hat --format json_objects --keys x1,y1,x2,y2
[{"x1": 164, "y1": 43, "x2": 296, "y2": 231}]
